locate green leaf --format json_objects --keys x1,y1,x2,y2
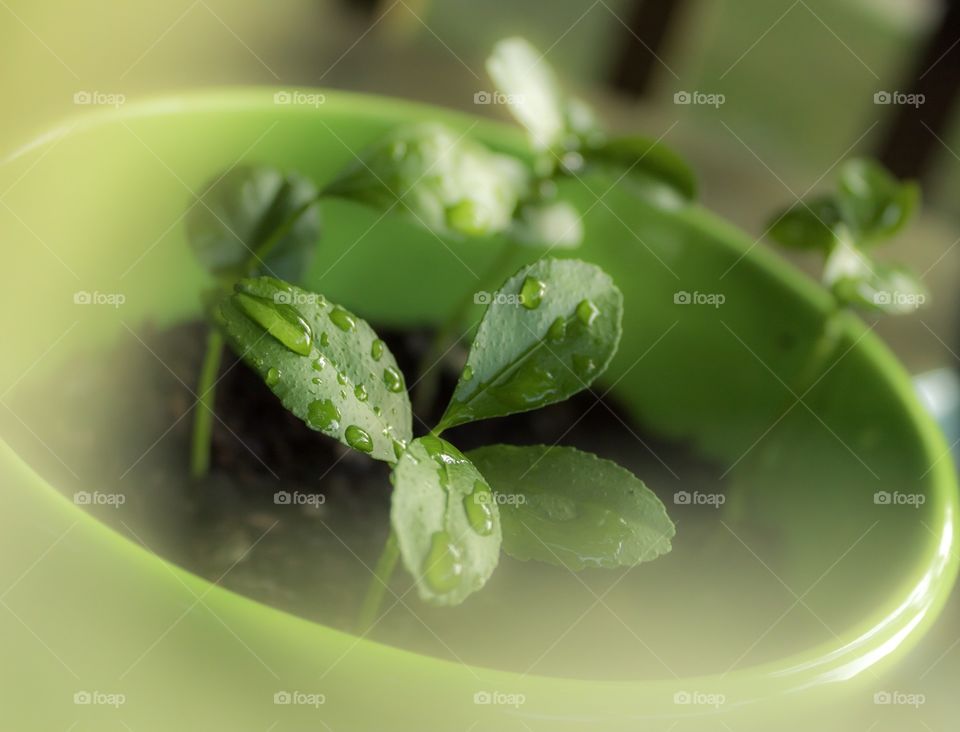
[
  {"x1": 509, "y1": 199, "x2": 583, "y2": 249},
  {"x1": 214, "y1": 277, "x2": 412, "y2": 462},
  {"x1": 186, "y1": 165, "x2": 320, "y2": 281},
  {"x1": 767, "y1": 195, "x2": 842, "y2": 252},
  {"x1": 325, "y1": 122, "x2": 529, "y2": 238},
  {"x1": 468, "y1": 445, "x2": 674, "y2": 570},
  {"x1": 486, "y1": 37, "x2": 569, "y2": 151},
  {"x1": 836, "y1": 158, "x2": 919, "y2": 243},
  {"x1": 824, "y1": 239, "x2": 928, "y2": 314},
  {"x1": 438, "y1": 258, "x2": 622, "y2": 431},
  {"x1": 583, "y1": 135, "x2": 697, "y2": 202},
  {"x1": 390, "y1": 436, "x2": 501, "y2": 606}
]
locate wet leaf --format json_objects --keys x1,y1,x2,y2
[
  {"x1": 215, "y1": 277, "x2": 412, "y2": 462},
  {"x1": 469, "y1": 445, "x2": 674, "y2": 570},
  {"x1": 391, "y1": 436, "x2": 501, "y2": 605},
  {"x1": 438, "y1": 258, "x2": 622, "y2": 430}
]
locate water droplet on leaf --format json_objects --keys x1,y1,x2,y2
[
  {"x1": 234, "y1": 292, "x2": 313, "y2": 356},
  {"x1": 576, "y1": 299, "x2": 600, "y2": 326},
  {"x1": 464, "y1": 481, "x2": 495, "y2": 536},
  {"x1": 307, "y1": 398, "x2": 340, "y2": 432},
  {"x1": 423, "y1": 530, "x2": 464, "y2": 593},
  {"x1": 345, "y1": 425, "x2": 374, "y2": 453},
  {"x1": 354, "y1": 384, "x2": 368, "y2": 401},
  {"x1": 383, "y1": 366, "x2": 404, "y2": 393},
  {"x1": 329, "y1": 307, "x2": 356, "y2": 332},
  {"x1": 520, "y1": 276, "x2": 546, "y2": 310},
  {"x1": 371, "y1": 339, "x2": 385, "y2": 361}
]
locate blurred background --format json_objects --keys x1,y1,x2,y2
[{"x1": 1, "y1": 0, "x2": 958, "y2": 728}]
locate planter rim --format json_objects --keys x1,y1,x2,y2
[{"x1": 1, "y1": 87, "x2": 957, "y2": 710}]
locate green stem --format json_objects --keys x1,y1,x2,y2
[
  {"x1": 413, "y1": 244, "x2": 517, "y2": 416},
  {"x1": 794, "y1": 305, "x2": 844, "y2": 396},
  {"x1": 355, "y1": 529, "x2": 400, "y2": 633},
  {"x1": 244, "y1": 193, "x2": 324, "y2": 277},
  {"x1": 190, "y1": 328, "x2": 225, "y2": 479}
]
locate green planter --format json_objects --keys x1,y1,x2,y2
[{"x1": 0, "y1": 89, "x2": 956, "y2": 731}]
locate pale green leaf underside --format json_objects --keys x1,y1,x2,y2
[
  {"x1": 215, "y1": 277, "x2": 412, "y2": 462},
  {"x1": 391, "y1": 437, "x2": 502, "y2": 606},
  {"x1": 439, "y1": 258, "x2": 622, "y2": 430},
  {"x1": 468, "y1": 444, "x2": 675, "y2": 570}
]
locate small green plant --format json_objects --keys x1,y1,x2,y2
[
  {"x1": 766, "y1": 158, "x2": 927, "y2": 386},
  {"x1": 211, "y1": 263, "x2": 675, "y2": 623}
]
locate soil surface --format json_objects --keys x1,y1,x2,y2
[{"x1": 3, "y1": 320, "x2": 726, "y2": 674}]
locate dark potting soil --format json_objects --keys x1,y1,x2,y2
[{"x1": 3, "y1": 320, "x2": 728, "y2": 671}]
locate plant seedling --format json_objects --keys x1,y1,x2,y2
[
  {"x1": 211, "y1": 259, "x2": 675, "y2": 622},
  {"x1": 766, "y1": 158, "x2": 927, "y2": 387}
]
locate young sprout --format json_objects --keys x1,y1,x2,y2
[
  {"x1": 212, "y1": 259, "x2": 674, "y2": 624},
  {"x1": 767, "y1": 158, "x2": 926, "y2": 386}
]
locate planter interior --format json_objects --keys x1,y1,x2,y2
[{"x1": 0, "y1": 90, "x2": 956, "y2": 731}]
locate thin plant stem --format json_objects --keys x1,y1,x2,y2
[
  {"x1": 190, "y1": 328, "x2": 224, "y2": 479},
  {"x1": 355, "y1": 529, "x2": 400, "y2": 633}
]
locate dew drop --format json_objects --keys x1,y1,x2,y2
[
  {"x1": 520, "y1": 276, "x2": 546, "y2": 310},
  {"x1": 307, "y1": 399, "x2": 340, "y2": 432},
  {"x1": 337, "y1": 371, "x2": 348, "y2": 385},
  {"x1": 354, "y1": 384, "x2": 368, "y2": 402},
  {"x1": 265, "y1": 367, "x2": 280, "y2": 386},
  {"x1": 576, "y1": 299, "x2": 600, "y2": 326},
  {"x1": 572, "y1": 354, "x2": 597, "y2": 377},
  {"x1": 312, "y1": 355, "x2": 327, "y2": 372},
  {"x1": 345, "y1": 425, "x2": 374, "y2": 453},
  {"x1": 320, "y1": 332, "x2": 330, "y2": 347},
  {"x1": 383, "y1": 366, "x2": 404, "y2": 393},
  {"x1": 233, "y1": 292, "x2": 313, "y2": 356},
  {"x1": 370, "y1": 339, "x2": 385, "y2": 361},
  {"x1": 464, "y1": 481, "x2": 495, "y2": 536},
  {"x1": 462, "y1": 365, "x2": 474, "y2": 382},
  {"x1": 329, "y1": 307, "x2": 356, "y2": 332},
  {"x1": 423, "y1": 530, "x2": 464, "y2": 593}
]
